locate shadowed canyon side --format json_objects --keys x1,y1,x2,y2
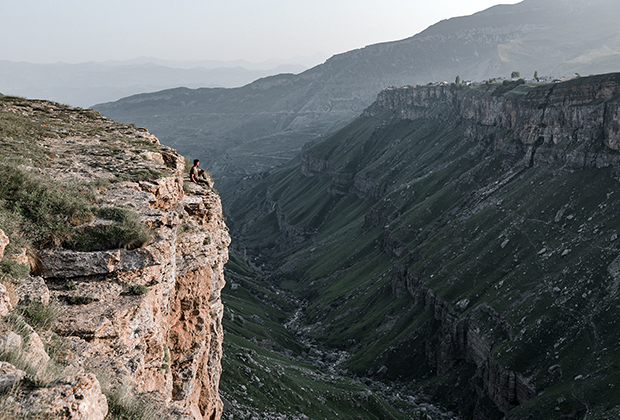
[
  {"x1": 0, "y1": 97, "x2": 229, "y2": 420},
  {"x1": 227, "y1": 73, "x2": 620, "y2": 419},
  {"x1": 94, "y1": 0, "x2": 620, "y2": 180}
]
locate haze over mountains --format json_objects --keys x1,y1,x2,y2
[
  {"x1": 0, "y1": 54, "x2": 325, "y2": 108},
  {"x1": 95, "y1": 0, "x2": 620, "y2": 181},
  {"x1": 3, "y1": 1, "x2": 620, "y2": 419}
]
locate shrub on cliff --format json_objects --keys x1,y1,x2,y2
[
  {"x1": 0, "y1": 162, "x2": 94, "y2": 250},
  {"x1": 0, "y1": 163, "x2": 153, "y2": 253},
  {"x1": 65, "y1": 207, "x2": 153, "y2": 252}
]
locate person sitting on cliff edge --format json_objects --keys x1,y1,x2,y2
[{"x1": 189, "y1": 159, "x2": 214, "y2": 188}]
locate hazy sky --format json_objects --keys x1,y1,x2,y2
[{"x1": 2, "y1": 0, "x2": 521, "y2": 65}]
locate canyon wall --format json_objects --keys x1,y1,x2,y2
[
  {"x1": 366, "y1": 74, "x2": 620, "y2": 167},
  {"x1": 294, "y1": 75, "x2": 620, "y2": 416}
]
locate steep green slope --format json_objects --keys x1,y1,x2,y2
[{"x1": 227, "y1": 74, "x2": 620, "y2": 419}]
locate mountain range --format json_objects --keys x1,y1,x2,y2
[
  {"x1": 94, "y1": 0, "x2": 620, "y2": 181},
  {"x1": 0, "y1": 58, "x2": 314, "y2": 108}
]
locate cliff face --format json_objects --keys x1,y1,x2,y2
[
  {"x1": 366, "y1": 74, "x2": 620, "y2": 166},
  {"x1": 303, "y1": 74, "x2": 620, "y2": 197},
  {"x1": 0, "y1": 98, "x2": 229, "y2": 420},
  {"x1": 390, "y1": 265, "x2": 536, "y2": 414},
  {"x1": 41, "y1": 181, "x2": 229, "y2": 419}
]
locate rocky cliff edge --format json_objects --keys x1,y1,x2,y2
[{"x1": 0, "y1": 97, "x2": 229, "y2": 420}]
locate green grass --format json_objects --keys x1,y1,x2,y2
[
  {"x1": 0, "y1": 260, "x2": 29, "y2": 280},
  {"x1": 221, "y1": 336, "x2": 416, "y2": 420},
  {"x1": 125, "y1": 285, "x2": 149, "y2": 296},
  {"x1": 0, "y1": 162, "x2": 95, "y2": 249},
  {"x1": 104, "y1": 385, "x2": 165, "y2": 420},
  {"x1": 221, "y1": 253, "x2": 423, "y2": 419},
  {"x1": 66, "y1": 207, "x2": 153, "y2": 252},
  {"x1": 10, "y1": 299, "x2": 60, "y2": 332},
  {"x1": 0, "y1": 162, "x2": 154, "y2": 254}
]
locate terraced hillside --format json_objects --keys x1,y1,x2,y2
[{"x1": 226, "y1": 73, "x2": 620, "y2": 419}]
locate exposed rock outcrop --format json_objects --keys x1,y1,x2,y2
[
  {"x1": 5, "y1": 372, "x2": 109, "y2": 420},
  {"x1": 390, "y1": 266, "x2": 536, "y2": 413},
  {"x1": 302, "y1": 75, "x2": 620, "y2": 204},
  {"x1": 40, "y1": 178, "x2": 230, "y2": 419},
  {"x1": 0, "y1": 98, "x2": 229, "y2": 420},
  {"x1": 366, "y1": 74, "x2": 620, "y2": 168},
  {"x1": 15, "y1": 276, "x2": 50, "y2": 307}
]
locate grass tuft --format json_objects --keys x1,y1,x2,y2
[
  {"x1": 0, "y1": 162, "x2": 95, "y2": 249},
  {"x1": 11, "y1": 299, "x2": 60, "y2": 332},
  {"x1": 125, "y1": 285, "x2": 149, "y2": 296},
  {"x1": 65, "y1": 207, "x2": 153, "y2": 252},
  {"x1": 0, "y1": 261, "x2": 29, "y2": 280}
]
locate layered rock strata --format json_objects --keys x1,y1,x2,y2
[
  {"x1": 366, "y1": 74, "x2": 620, "y2": 168},
  {"x1": 0, "y1": 101, "x2": 229, "y2": 420},
  {"x1": 391, "y1": 266, "x2": 536, "y2": 413},
  {"x1": 40, "y1": 178, "x2": 229, "y2": 419}
]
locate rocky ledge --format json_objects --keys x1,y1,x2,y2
[
  {"x1": 367, "y1": 73, "x2": 620, "y2": 161},
  {"x1": 0, "y1": 98, "x2": 229, "y2": 419}
]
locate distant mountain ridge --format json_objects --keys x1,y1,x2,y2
[
  {"x1": 100, "y1": 53, "x2": 328, "y2": 71},
  {"x1": 0, "y1": 59, "x2": 310, "y2": 108},
  {"x1": 95, "y1": 0, "x2": 620, "y2": 181}
]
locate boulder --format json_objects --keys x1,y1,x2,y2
[
  {"x1": 0, "y1": 331, "x2": 22, "y2": 354},
  {"x1": 23, "y1": 329, "x2": 51, "y2": 372},
  {"x1": 7, "y1": 373, "x2": 108, "y2": 420},
  {"x1": 15, "y1": 276, "x2": 50, "y2": 306},
  {"x1": 0, "y1": 361, "x2": 26, "y2": 393},
  {"x1": 0, "y1": 325, "x2": 50, "y2": 376}
]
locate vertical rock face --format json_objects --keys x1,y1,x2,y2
[
  {"x1": 367, "y1": 73, "x2": 620, "y2": 163},
  {"x1": 38, "y1": 178, "x2": 230, "y2": 420},
  {"x1": 167, "y1": 189, "x2": 230, "y2": 419},
  {"x1": 390, "y1": 265, "x2": 536, "y2": 413},
  {"x1": 4, "y1": 143, "x2": 230, "y2": 419}
]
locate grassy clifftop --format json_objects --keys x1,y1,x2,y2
[
  {"x1": 0, "y1": 96, "x2": 180, "y2": 278},
  {"x1": 0, "y1": 96, "x2": 192, "y2": 420}
]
